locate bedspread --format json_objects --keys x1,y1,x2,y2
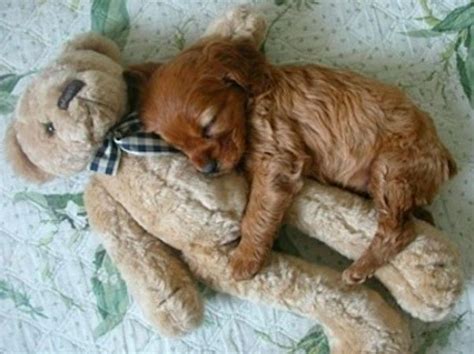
[{"x1": 0, "y1": 1, "x2": 472, "y2": 353}]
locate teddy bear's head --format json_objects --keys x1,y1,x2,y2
[{"x1": 5, "y1": 33, "x2": 128, "y2": 182}]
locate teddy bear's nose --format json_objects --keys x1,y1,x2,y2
[{"x1": 58, "y1": 79, "x2": 86, "y2": 110}]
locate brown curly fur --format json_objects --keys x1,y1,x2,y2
[{"x1": 139, "y1": 37, "x2": 457, "y2": 284}]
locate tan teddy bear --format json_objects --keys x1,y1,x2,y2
[{"x1": 4, "y1": 6, "x2": 462, "y2": 354}]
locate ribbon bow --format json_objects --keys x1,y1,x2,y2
[{"x1": 88, "y1": 112, "x2": 179, "y2": 175}]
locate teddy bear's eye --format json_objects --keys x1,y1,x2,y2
[
  {"x1": 43, "y1": 122, "x2": 55, "y2": 136},
  {"x1": 58, "y1": 79, "x2": 85, "y2": 110}
]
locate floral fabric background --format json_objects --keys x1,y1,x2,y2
[{"x1": 0, "y1": 0, "x2": 473, "y2": 353}]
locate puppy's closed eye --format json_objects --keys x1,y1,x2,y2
[
  {"x1": 200, "y1": 107, "x2": 217, "y2": 139},
  {"x1": 202, "y1": 119, "x2": 215, "y2": 139}
]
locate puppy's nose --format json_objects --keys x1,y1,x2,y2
[{"x1": 201, "y1": 159, "x2": 219, "y2": 175}]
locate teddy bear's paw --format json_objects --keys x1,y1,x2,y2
[
  {"x1": 229, "y1": 246, "x2": 265, "y2": 281},
  {"x1": 229, "y1": 5, "x2": 267, "y2": 46},
  {"x1": 205, "y1": 5, "x2": 267, "y2": 47}
]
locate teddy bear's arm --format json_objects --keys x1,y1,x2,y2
[
  {"x1": 84, "y1": 177, "x2": 203, "y2": 336},
  {"x1": 286, "y1": 180, "x2": 463, "y2": 322},
  {"x1": 204, "y1": 5, "x2": 267, "y2": 47}
]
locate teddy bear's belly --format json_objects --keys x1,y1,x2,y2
[{"x1": 98, "y1": 155, "x2": 245, "y2": 251}]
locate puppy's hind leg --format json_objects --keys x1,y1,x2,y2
[{"x1": 342, "y1": 156, "x2": 417, "y2": 285}]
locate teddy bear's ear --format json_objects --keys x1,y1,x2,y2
[
  {"x1": 4, "y1": 123, "x2": 53, "y2": 183},
  {"x1": 62, "y1": 32, "x2": 122, "y2": 64}
]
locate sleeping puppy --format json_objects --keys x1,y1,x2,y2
[{"x1": 137, "y1": 36, "x2": 457, "y2": 284}]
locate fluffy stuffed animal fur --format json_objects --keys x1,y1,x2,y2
[
  {"x1": 138, "y1": 33, "x2": 457, "y2": 285},
  {"x1": 4, "y1": 6, "x2": 462, "y2": 353}
]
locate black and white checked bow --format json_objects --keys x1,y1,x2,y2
[{"x1": 89, "y1": 112, "x2": 179, "y2": 175}]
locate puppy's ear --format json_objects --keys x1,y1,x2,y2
[
  {"x1": 206, "y1": 39, "x2": 268, "y2": 93},
  {"x1": 4, "y1": 123, "x2": 53, "y2": 183},
  {"x1": 124, "y1": 62, "x2": 162, "y2": 89},
  {"x1": 124, "y1": 62, "x2": 162, "y2": 109}
]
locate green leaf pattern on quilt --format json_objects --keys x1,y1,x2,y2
[
  {"x1": 263, "y1": 0, "x2": 319, "y2": 51},
  {"x1": 91, "y1": 246, "x2": 129, "y2": 339},
  {"x1": 0, "y1": 280, "x2": 47, "y2": 319},
  {"x1": 173, "y1": 18, "x2": 195, "y2": 51},
  {"x1": 0, "y1": 73, "x2": 30, "y2": 114},
  {"x1": 432, "y1": 3, "x2": 474, "y2": 32},
  {"x1": 14, "y1": 192, "x2": 88, "y2": 230},
  {"x1": 256, "y1": 326, "x2": 329, "y2": 354},
  {"x1": 91, "y1": 0, "x2": 130, "y2": 50},
  {"x1": 292, "y1": 328, "x2": 330, "y2": 354},
  {"x1": 416, "y1": 314, "x2": 466, "y2": 354},
  {"x1": 274, "y1": 0, "x2": 319, "y2": 11},
  {"x1": 409, "y1": 1, "x2": 474, "y2": 107}
]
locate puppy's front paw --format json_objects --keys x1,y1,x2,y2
[
  {"x1": 342, "y1": 258, "x2": 377, "y2": 285},
  {"x1": 229, "y1": 247, "x2": 264, "y2": 281},
  {"x1": 342, "y1": 267, "x2": 369, "y2": 285}
]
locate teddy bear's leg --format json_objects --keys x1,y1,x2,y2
[
  {"x1": 84, "y1": 177, "x2": 203, "y2": 336},
  {"x1": 184, "y1": 248, "x2": 411, "y2": 354},
  {"x1": 286, "y1": 181, "x2": 463, "y2": 322}
]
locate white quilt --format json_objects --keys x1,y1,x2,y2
[{"x1": 0, "y1": 1, "x2": 473, "y2": 353}]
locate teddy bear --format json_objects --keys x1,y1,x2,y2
[{"x1": 4, "y1": 6, "x2": 462, "y2": 354}]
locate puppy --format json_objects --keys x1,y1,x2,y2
[{"x1": 138, "y1": 37, "x2": 457, "y2": 284}]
